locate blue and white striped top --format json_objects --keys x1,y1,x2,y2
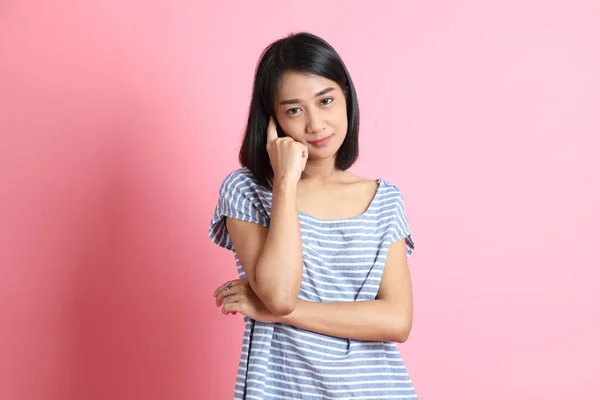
[{"x1": 209, "y1": 167, "x2": 417, "y2": 399}]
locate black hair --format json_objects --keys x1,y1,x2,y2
[{"x1": 239, "y1": 32, "x2": 360, "y2": 188}]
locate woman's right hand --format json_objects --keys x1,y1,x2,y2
[{"x1": 266, "y1": 117, "x2": 308, "y2": 185}]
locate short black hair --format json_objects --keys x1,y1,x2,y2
[{"x1": 239, "y1": 32, "x2": 360, "y2": 188}]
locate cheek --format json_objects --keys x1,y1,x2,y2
[
  {"x1": 276, "y1": 114, "x2": 303, "y2": 137},
  {"x1": 333, "y1": 104, "x2": 348, "y2": 132}
]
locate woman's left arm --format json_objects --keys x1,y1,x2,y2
[
  {"x1": 215, "y1": 238, "x2": 414, "y2": 343},
  {"x1": 278, "y1": 238, "x2": 413, "y2": 343}
]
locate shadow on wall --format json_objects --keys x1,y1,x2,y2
[
  {"x1": 57, "y1": 120, "x2": 220, "y2": 400},
  {"x1": 0, "y1": 4, "x2": 241, "y2": 397}
]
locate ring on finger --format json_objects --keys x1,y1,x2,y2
[{"x1": 225, "y1": 281, "x2": 232, "y2": 295}]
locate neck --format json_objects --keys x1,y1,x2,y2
[{"x1": 301, "y1": 157, "x2": 340, "y2": 184}]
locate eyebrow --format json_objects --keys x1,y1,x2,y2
[{"x1": 279, "y1": 87, "x2": 336, "y2": 105}]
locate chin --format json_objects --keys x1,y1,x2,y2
[{"x1": 309, "y1": 147, "x2": 340, "y2": 160}]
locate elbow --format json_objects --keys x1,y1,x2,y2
[
  {"x1": 265, "y1": 298, "x2": 296, "y2": 316},
  {"x1": 395, "y1": 327, "x2": 411, "y2": 343},
  {"x1": 257, "y1": 291, "x2": 297, "y2": 316},
  {"x1": 253, "y1": 274, "x2": 300, "y2": 316},
  {"x1": 391, "y1": 319, "x2": 412, "y2": 343}
]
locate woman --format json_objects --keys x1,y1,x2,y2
[{"x1": 209, "y1": 32, "x2": 417, "y2": 399}]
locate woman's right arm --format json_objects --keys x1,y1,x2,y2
[
  {"x1": 225, "y1": 118, "x2": 307, "y2": 316},
  {"x1": 226, "y1": 180, "x2": 302, "y2": 316}
]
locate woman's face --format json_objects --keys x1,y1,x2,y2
[{"x1": 274, "y1": 71, "x2": 348, "y2": 160}]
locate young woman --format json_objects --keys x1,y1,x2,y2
[{"x1": 209, "y1": 32, "x2": 417, "y2": 399}]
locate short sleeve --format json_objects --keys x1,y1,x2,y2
[
  {"x1": 390, "y1": 188, "x2": 415, "y2": 257},
  {"x1": 208, "y1": 170, "x2": 270, "y2": 251}
]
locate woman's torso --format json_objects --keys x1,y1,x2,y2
[{"x1": 221, "y1": 168, "x2": 417, "y2": 399}]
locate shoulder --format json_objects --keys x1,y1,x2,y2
[
  {"x1": 376, "y1": 179, "x2": 407, "y2": 213},
  {"x1": 342, "y1": 171, "x2": 405, "y2": 203},
  {"x1": 340, "y1": 171, "x2": 379, "y2": 196},
  {"x1": 218, "y1": 167, "x2": 272, "y2": 207},
  {"x1": 219, "y1": 167, "x2": 262, "y2": 194},
  {"x1": 344, "y1": 171, "x2": 401, "y2": 193},
  {"x1": 378, "y1": 179, "x2": 403, "y2": 196},
  {"x1": 376, "y1": 179, "x2": 413, "y2": 245}
]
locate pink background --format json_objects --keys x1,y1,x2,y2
[{"x1": 1, "y1": 1, "x2": 599, "y2": 399}]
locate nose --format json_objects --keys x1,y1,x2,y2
[{"x1": 305, "y1": 111, "x2": 326, "y2": 134}]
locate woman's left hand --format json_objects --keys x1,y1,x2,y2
[{"x1": 213, "y1": 279, "x2": 279, "y2": 323}]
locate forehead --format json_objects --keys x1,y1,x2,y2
[{"x1": 277, "y1": 71, "x2": 340, "y2": 100}]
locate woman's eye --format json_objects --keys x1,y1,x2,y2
[
  {"x1": 287, "y1": 107, "x2": 302, "y2": 115},
  {"x1": 320, "y1": 98, "x2": 333, "y2": 105}
]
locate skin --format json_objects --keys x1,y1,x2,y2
[{"x1": 211, "y1": 71, "x2": 414, "y2": 343}]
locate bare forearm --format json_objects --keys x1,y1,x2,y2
[
  {"x1": 277, "y1": 299, "x2": 412, "y2": 343},
  {"x1": 254, "y1": 180, "x2": 303, "y2": 314}
]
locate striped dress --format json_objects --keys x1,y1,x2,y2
[{"x1": 209, "y1": 167, "x2": 417, "y2": 399}]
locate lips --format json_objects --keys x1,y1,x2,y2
[{"x1": 309, "y1": 135, "x2": 333, "y2": 147}]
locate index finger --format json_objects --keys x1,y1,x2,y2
[{"x1": 266, "y1": 117, "x2": 278, "y2": 143}]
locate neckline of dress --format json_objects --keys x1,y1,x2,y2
[{"x1": 297, "y1": 179, "x2": 384, "y2": 223}]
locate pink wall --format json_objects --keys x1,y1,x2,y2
[{"x1": 1, "y1": 1, "x2": 599, "y2": 399}]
